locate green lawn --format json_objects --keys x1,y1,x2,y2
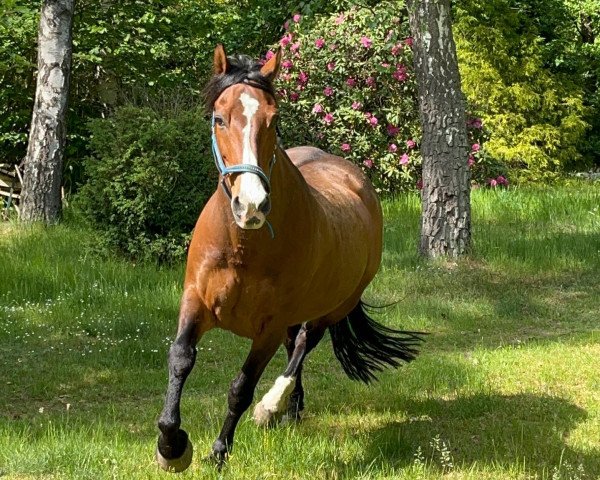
[{"x1": 1, "y1": 184, "x2": 599, "y2": 479}]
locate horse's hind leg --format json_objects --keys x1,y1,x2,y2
[
  {"x1": 253, "y1": 322, "x2": 326, "y2": 426},
  {"x1": 210, "y1": 333, "x2": 281, "y2": 465},
  {"x1": 156, "y1": 301, "x2": 210, "y2": 473}
]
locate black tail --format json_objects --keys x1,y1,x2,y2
[{"x1": 329, "y1": 301, "x2": 426, "y2": 383}]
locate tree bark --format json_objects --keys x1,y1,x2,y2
[
  {"x1": 407, "y1": 0, "x2": 471, "y2": 257},
  {"x1": 21, "y1": 0, "x2": 75, "y2": 223}
]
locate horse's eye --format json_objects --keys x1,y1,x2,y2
[{"x1": 214, "y1": 116, "x2": 225, "y2": 128}]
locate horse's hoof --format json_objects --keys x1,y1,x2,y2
[{"x1": 156, "y1": 437, "x2": 193, "y2": 473}]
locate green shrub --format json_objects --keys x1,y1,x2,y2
[
  {"x1": 454, "y1": 0, "x2": 591, "y2": 181},
  {"x1": 77, "y1": 105, "x2": 217, "y2": 263}
]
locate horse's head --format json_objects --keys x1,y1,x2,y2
[{"x1": 206, "y1": 45, "x2": 281, "y2": 231}]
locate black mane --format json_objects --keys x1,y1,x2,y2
[{"x1": 203, "y1": 54, "x2": 276, "y2": 113}]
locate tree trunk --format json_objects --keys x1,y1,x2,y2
[
  {"x1": 407, "y1": 0, "x2": 471, "y2": 257},
  {"x1": 21, "y1": 0, "x2": 75, "y2": 224}
]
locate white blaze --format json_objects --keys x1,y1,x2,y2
[{"x1": 239, "y1": 92, "x2": 268, "y2": 206}]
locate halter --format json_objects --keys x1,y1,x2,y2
[
  {"x1": 211, "y1": 112, "x2": 279, "y2": 238},
  {"x1": 211, "y1": 112, "x2": 277, "y2": 201}
]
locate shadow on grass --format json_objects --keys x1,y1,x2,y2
[{"x1": 328, "y1": 393, "x2": 598, "y2": 478}]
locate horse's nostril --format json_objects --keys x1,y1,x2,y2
[
  {"x1": 258, "y1": 196, "x2": 271, "y2": 215},
  {"x1": 232, "y1": 196, "x2": 242, "y2": 214}
]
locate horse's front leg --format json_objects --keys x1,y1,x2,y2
[
  {"x1": 156, "y1": 301, "x2": 209, "y2": 473},
  {"x1": 211, "y1": 334, "x2": 281, "y2": 465}
]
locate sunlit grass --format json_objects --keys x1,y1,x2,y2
[{"x1": 0, "y1": 183, "x2": 599, "y2": 479}]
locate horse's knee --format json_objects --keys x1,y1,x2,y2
[{"x1": 168, "y1": 339, "x2": 196, "y2": 377}]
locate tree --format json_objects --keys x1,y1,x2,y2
[
  {"x1": 20, "y1": 0, "x2": 75, "y2": 223},
  {"x1": 407, "y1": 0, "x2": 471, "y2": 257}
]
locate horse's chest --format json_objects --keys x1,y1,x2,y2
[{"x1": 202, "y1": 267, "x2": 280, "y2": 339}]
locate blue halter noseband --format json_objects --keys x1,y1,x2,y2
[{"x1": 211, "y1": 112, "x2": 277, "y2": 201}]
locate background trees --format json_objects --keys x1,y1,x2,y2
[
  {"x1": 1, "y1": 0, "x2": 598, "y2": 258},
  {"x1": 21, "y1": 0, "x2": 75, "y2": 223}
]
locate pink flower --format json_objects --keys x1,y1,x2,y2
[
  {"x1": 364, "y1": 112, "x2": 372, "y2": 119},
  {"x1": 387, "y1": 124, "x2": 400, "y2": 136},
  {"x1": 280, "y1": 34, "x2": 293, "y2": 48},
  {"x1": 366, "y1": 76, "x2": 376, "y2": 88},
  {"x1": 360, "y1": 36, "x2": 373, "y2": 48},
  {"x1": 472, "y1": 143, "x2": 480, "y2": 152},
  {"x1": 323, "y1": 113, "x2": 334, "y2": 125},
  {"x1": 315, "y1": 38, "x2": 325, "y2": 49},
  {"x1": 341, "y1": 143, "x2": 351, "y2": 152},
  {"x1": 334, "y1": 13, "x2": 345, "y2": 25},
  {"x1": 391, "y1": 43, "x2": 403, "y2": 56},
  {"x1": 399, "y1": 153, "x2": 410, "y2": 165},
  {"x1": 312, "y1": 103, "x2": 323, "y2": 114},
  {"x1": 497, "y1": 175, "x2": 509, "y2": 186},
  {"x1": 468, "y1": 155, "x2": 475, "y2": 167},
  {"x1": 293, "y1": 13, "x2": 301, "y2": 23},
  {"x1": 265, "y1": 50, "x2": 275, "y2": 60},
  {"x1": 469, "y1": 118, "x2": 482, "y2": 129},
  {"x1": 381, "y1": 62, "x2": 391, "y2": 68},
  {"x1": 351, "y1": 101, "x2": 362, "y2": 110},
  {"x1": 363, "y1": 158, "x2": 374, "y2": 168},
  {"x1": 346, "y1": 77, "x2": 357, "y2": 87},
  {"x1": 289, "y1": 92, "x2": 299, "y2": 102},
  {"x1": 323, "y1": 86, "x2": 334, "y2": 97},
  {"x1": 406, "y1": 139, "x2": 416, "y2": 149},
  {"x1": 282, "y1": 59, "x2": 293, "y2": 70},
  {"x1": 291, "y1": 42, "x2": 301, "y2": 53},
  {"x1": 404, "y1": 36, "x2": 414, "y2": 47},
  {"x1": 388, "y1": 143, "x2": 398, "y2": 153},
  {"x1": 416, "y1": 178, "x2": 423, "y2": 190},
  {"x1": 298, "y1": 71, "x2": 309, "y2": 85},
  {"x1": 489, "y1": 178, "x2": 498, "y2": 187},
  {"x1": 393, "y1": 65, "x2": 408, "y2": 82},
  {"x1": 369, "y1": 116, "x2": 378, "y2": 127},
  {"x1": 282, "y1": 73, "x2": 292, "y2": 82},
  {"x1": 327, "y1": 62, "x2": 336, "y2": 72},
  {"x1": 283, "y1": 20, "x2": 290, "y2": 30}
]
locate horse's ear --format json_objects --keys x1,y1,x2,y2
[
  {"x1": 260, "y1": 48, "x2": 281, "y2": 81},
  {"x1": 213, "y1": 44, "x2": 229, "y2": 75}
]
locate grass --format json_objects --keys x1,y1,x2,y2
[{"x1": 0, "y1": 183, "x2": 599, "y2": 479}]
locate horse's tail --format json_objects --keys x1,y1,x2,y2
[{"x1": 329, "y1": 301, "x2": 426, "y2": 383}]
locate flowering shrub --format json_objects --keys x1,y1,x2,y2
[
  {"x1": 269, "y1": 2, "x2": 502, "y2": 193},
  {"x1": 270, "y1": 4, "x2": 422, "y2": 193}
]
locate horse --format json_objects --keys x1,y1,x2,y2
[{"x1": 155, "y1": 44, "x2": 425, "y2": 472}]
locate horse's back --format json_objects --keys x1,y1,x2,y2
[{"x1": 285, "y1": 146, "x2": 379, "y2": 212}]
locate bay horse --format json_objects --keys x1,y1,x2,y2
[{"x1": 156, "y1": 45, "x2": 424, "y2": 472}]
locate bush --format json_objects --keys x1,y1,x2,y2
[
  {"x1": 77, "y1": 105, "x2": 217, "y2": 263},
  {"x1": 271, "y1": 2, "x2": 496, "y2": 193},
  {"x1": 272, "y1": 3, "x2": 421, "y2": 194},
  {"x1": 454, "y1": 0, "x2": 591, "y2": 181}
]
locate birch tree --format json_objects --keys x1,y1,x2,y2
[
  {"x1": 21, "y1": 0, "x2": 75, "y2": 223},
  {"x1": 407, "y1": 0, "x2": 471, "y2": 257}
]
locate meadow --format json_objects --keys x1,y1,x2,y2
[{"x1": 0, "y1": 184, "x2": 599, "y2": 479}]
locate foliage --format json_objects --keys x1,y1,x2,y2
[
  {"x1": 454, "y1": 0, "x2": 593, "y2": 181},
  {"x1": 77, "y1": 105, "x2": 216, "y2": 263},
  {"x1": 273, "y1": 3, "x2": 420, "y2": 193},
  {"x1": 0, "y1": 0, "x2": 294, "y2": 177},
  {"x1": 273, "y1": 2, "x2": 497, "y2": 193}
]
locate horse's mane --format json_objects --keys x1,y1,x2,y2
[{"x1": 203, "y1": 54, "x2": 276, "y2": 113}]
